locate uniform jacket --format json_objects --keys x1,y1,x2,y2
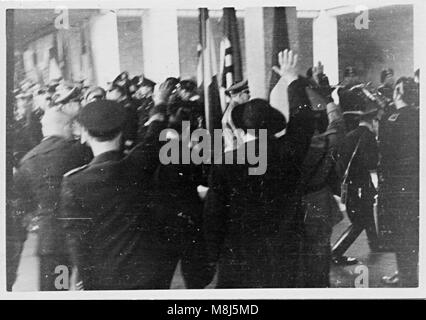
[
  {"x1": 152, "y1": 149, "x2": 213, "y2": 288},
  {"x1": 60, "y1": 120, "x2": 169, "y2": 290},
  {"x1": 12, "y1": 136, "x2": 92, "y2": 256},
  {"x1": 300, "y1": 115, "x2": 346, "y2": 227},
  {"x1": 12, "y1": 111, "x2": 43, "y2": 166},
  {"x1": 378, "y1": 105, "x2": 419, "y2": 251},
  {"x1": 379, "y1": 106, "x2": 419, "y2": 204},
  {"x1": 136, "y1": 97, "x2": 155, "y2": 142},
  {"x1": 338, "y1": 125, "x2": 378, "y2": 198}
]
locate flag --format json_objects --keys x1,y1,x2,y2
[
  {"x1": 269, "y1": 7, "x2": 290, "y2": 93},
  {"x1": 197, "y1": 8, "x2": 223, "y2": 135},
  {"x1": 48, "y1": 34, "x2": 62, "y2": 82},
  {"x1": 80, "y1": 26, "x2": 94, "y2": 85},
  {"x1": 220, "y1": 8, "x2": 243, "y2": 92},
  {"x1": 32, "y1": 50, "x2": 44, "y2": 85},
  {"x1": 57, "y1": 30, "x2": 70, "y2": 81}
]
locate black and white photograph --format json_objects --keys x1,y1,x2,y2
[{"x1": 1, "y1": 0, "x2": 425, "y2": 300}]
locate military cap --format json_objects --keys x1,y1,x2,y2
[
  {"x1": 15, "y1": 91, "x2": 32, "y2": 100},
  {"x1": 84, "y1": 86, "x2": 106, "y2": 102},
  {"x1": 225, "y1": 79, "x2": 249, "y2": 96},
  {"x1": 179, "y1": 79, "x2": 197, "y2": 92},
  {"x1": 53, "y1": 86, "x2": 81, "y2": 105},
  {"x1": 130, "y1": 76, "x2": 141, "y2": 86},
  {"x1": 139, "y1": 76, "x2": 156, "y2": 88},
  {"x1": 78, "y1": 99, "x2": 126, "y2": 134},
  {"x1": 113, "y1": 71, "x2": 130, "y2": 85},
  {"x1": 231, "y1": 98, "x2": 286, "y2": 135}
]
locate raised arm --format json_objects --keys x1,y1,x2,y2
[{"x1": 270, "y1": 49, "x2": 299, "y2": 122}]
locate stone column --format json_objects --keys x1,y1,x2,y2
[
  {"x1": 141, "y1": 9, "x2": 180, "y2": 83},
  {"x1": 312, "y1": 10, "x2": 339, "y2": 84},
  {"x1": 89, "y1": 10, "x2": 121, "y2": 88}
]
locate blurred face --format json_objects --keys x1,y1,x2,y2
[
  {"x1": 106, "y1": 89, "x2": 123, "y2": 101},
  {"x1": 14, "y1": 103, "x2": 26, "y2": 120},
  {"x1": 136, "y1": 85, "x2": 153, "y2": 99},
  {"x1": 86, "y1": 90, "x2": 105, "y2": 105},
  {"x1": 16, "y1": 97, "x2": 28, "y2": 110},
  {"x1": 384, "y1": 75, "x2": 395, "y2": 87},
  {"x1": 61, "y1": 101, "x2": 81, "y2": 118},
  {"x1": 233, "y1": 89, "x2": 250, "y2": 104},
  {"x1": 62, "y1": 121, "x2": 74, "y2": 139},
  {"x1": 178, "y1": 89, "x2": 192, "y2": 101},
  {"x1": 34, "y1": 93, "x2": 52, "y2": 112},
  {"x1": 41, "y1": 110, "x2": 73, "y2": 139}
]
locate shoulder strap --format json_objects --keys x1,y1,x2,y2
[
  {"x1": 64, "y1": 164, "x2": 88, "y2": 177},
  {"x1": 342, "y1": 135, "x2": 362, "y2": 184}
]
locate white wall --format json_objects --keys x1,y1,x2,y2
[{"x1": 89, "y1": 11, "x2": 121, "y2": 88}]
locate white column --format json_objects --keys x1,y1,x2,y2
[
  {"x1": 89, "y1": 11, "x2": 120, "y2": 88},
  {"x1": 313, "y1": 10, "x2": 339, "y2": 85},
  {"x1": 244, "y1": 8, "x2": 267, "y2": 99},
  {"x1": 413, "y1": 2, "x2": 426, "y2": 73},
  {"x1": 141, "y1": 9, "x2": 180, "y2": 84}
]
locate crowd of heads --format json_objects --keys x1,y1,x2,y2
[
  {"x1": 12, "y1": 62, "x2": 420, "y2": 160},
  {"x1": 12, "y1": 72, "x2": 204, "y2": 141}
]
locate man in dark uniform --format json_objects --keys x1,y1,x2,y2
[
  {"x1": 12, "y1": 91, "x2": 43, "y2": 166},
  {"x1": 332, "y1": 103, "x2": 380, "y2": 265},
  {"x1": 152, "y1": 99, "x2": 213, "y2": 289},
  {"x1": 338, "y1": 66, "x2": 365, "y2": 132},
  {"x1": 107, "y1": 84, "x2": 139, "y2": 152},
  {"x1": 60, "y1": 94, "x2": 171, "y2": 290},
  {"x1": 380, "y1": 77, "x2": 419, "y2": 287},
  {"x1": 377, "y1": 68, "x2": 395, "y2": 114},
  {"x1": 204, "y1": 50, "x2": 315, "y2": 288},
  {"x1": 133, "y1": 76, "x2": 156, "y2": 141},
  {"x1": 221, "y1": 79, "x2": 250, "y2": 151},
  {"x1": 204, "y1": 97, "x2": 314, "y2": 288},
  {"x1": 10, "y1": 108, "x2": 92, "y2": 291}
]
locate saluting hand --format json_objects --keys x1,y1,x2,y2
[
  {"x1": 153, "y1": 78, "x2": 178, "y2": 105},
  {"x1": 272, "y1": 49, "x2": 299, "y2": 84}
]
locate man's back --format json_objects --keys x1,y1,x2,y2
[
  {"x1": 60, "y1": 120, "x2": 169, "y2": 290},
  {"x1": 339, "y1": 126, "x2": 378, "y2": 190},
  {"x1": 380, "y1": 106, "x2": 419, "y2": 182},
  {"x1": 13, "y1": 136, "x2": 91, "y2": 255},
  {"x1": 204, "y1": 130, "x2": 312, "y2": 288}
]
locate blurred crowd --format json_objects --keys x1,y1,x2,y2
[{"x1": 8, "y1": 49, "x2": 419, "y2": 290}]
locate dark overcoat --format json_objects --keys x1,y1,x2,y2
[
  {"x1": 204, "y1": 104, "x2": 315, "y2": 288},
  {"x1": 59, "y1": 121, "x2": 172, "y2": 290},
  {"x1": 12, "y1": 136, "x2": 92, "y2": 256}
]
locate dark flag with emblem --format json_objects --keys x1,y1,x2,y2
[
  {"x1": 197, "y1": 8, "x2": 223, "y2": 135},
  {"x1": 269, "y1": 7, "x2": 290, "y2": 93},
  {"x1": 220, "y1": 7, "x2": 243, "y2": 106}
]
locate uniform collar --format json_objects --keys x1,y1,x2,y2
[{"x1": 90, "y1": 150, "x2": 122, "y2": 165}]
